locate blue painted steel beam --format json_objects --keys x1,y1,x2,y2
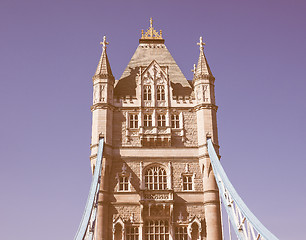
[
  {"x1": 74, "y1": 138, "x2": 104, "y2": 240},
  {"x1": 207, "y1": 138, "x2": 279, "y2": 240}
]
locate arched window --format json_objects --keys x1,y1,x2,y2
[
  {"x1": 191, "y1": 222, "x2": 199, "y2": 240},
  {"x1": 144, "y1": 220, "x2": 169, "y2": 240},
  {"x1": 157, "y1": 85, "x2": 165, "y2": 100},
  {"x1": 145, "y1": 166, "x2": 167, "y2": 190},
  {"x1": 144, "y1": 85, "x2": 152, "y2": 100},
  {"x1": 114, "y1": 223, "x2": 123, "y2": 240}
]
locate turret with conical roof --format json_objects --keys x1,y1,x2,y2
[
  {"x1": 94, "y1": 36, "x2": 114, "y2": 80},
  {"x1": 92, "y1": 36, "x2": 115, "y2": 106},
  {"x1": 90, "y1": 36, "x2": 115, "y2": 239},
  {"x1": 193, "y1": 37, "x2": 216, "y2": 105},
  {"x1": 193, "y1": 37, "x2": 214, "y2": 82},
  {"x1": 193, "y1": 36, "x2": 222, "y2": 240}
]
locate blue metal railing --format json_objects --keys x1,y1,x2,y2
[
  {"x1": 74, "y1": 138, "x2": 104, "y2": 240},
  {"x1": 207, "y1": 138, "x2": 279, "y2": 240}
]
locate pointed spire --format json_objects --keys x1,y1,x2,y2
[
  {"x1": 94, "y1": 36, "x2": 114, "y2": 79},
  {"x1": 193, "y1": 36, "x2": 214, "y2": 81}
]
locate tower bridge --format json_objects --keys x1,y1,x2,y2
[{"x1": 75, "y1": 19, "x2": 279, "y2": 240}]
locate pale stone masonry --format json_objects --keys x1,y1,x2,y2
[{"x1": 90, "y1": 21, "x2": 222, "y2": 240}]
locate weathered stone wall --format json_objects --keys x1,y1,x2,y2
[
  {"x1": 172, "y1": 161, "x2": 203, "y2": 192},
  {"x1": 183, "y1": 111, "x2": 198, "y2": 147},
  {"x1": 109, "y1": 158, "x2": 205, "y2": 223}
]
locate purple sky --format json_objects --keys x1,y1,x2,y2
[{"x1": 0, "y1": 0, "x2": 305, "y2": 239}]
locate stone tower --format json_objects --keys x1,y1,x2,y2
[{"x1": 90, "y1": 19, "x2": 222, "y2": 240}]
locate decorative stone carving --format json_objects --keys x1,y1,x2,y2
[
  {"x1": 144, "y1": 193, "x2": 169, "y2": 200},
  {"x1": 142, "y1": 60, "x2": 167, "y2": 84}
]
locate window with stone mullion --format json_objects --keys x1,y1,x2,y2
[
  {"x1": 157, "y1": 114, "x2": 166, "y2": 127},
  {"x1": 171, "y1": 114, "x2": 180, "y2": 128},
  {"x1": 119, "y1": 176, "x2": 129, "y2": 191},
  {"x1": 145, "y1": 166, "x2": 167, "y2": 190},
  {"x1": 144, "y1": 85, "x2": 152, "y2": 101},
  {"x1": 144, "y1": 114, "x2": 152, "y2": 127},
  {"x1": 130, "y1": 114, "x2": 139, "y2": 129},
  {"x1": 126, "y1": 226, "x2": 139, "y2": 240},
  {"x1": 175, "y1": 226, "x2": 188, "y2": 240},
  {"x1": 182, "y1": 175, "x2": 193, "y2": 191},
  {"x1": 145, "y1": 220, "x2": 169, "y2": 240},
  {"x1": 157, "y1": 85, "x2": 165, "y2": 101}
]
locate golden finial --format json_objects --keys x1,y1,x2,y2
[
  {"x1": 197, "y1": 36, "x2": 205, "y2": 51},
  {"x1": 140, "y1": 18, "x2": 163, "y2": 40},
  {"x1": 100, "y1": 36, "x2": 109, "y2": 49}
]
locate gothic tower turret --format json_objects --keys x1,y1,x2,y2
[
  {"x1": 91, "y1": 36, "x2": 114, "y2": 239},
  {"x1": 193, "y1": 37, "x2": 222, "y2": 239}
]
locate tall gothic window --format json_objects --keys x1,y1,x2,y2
[
  {"x1": 144, "y1": 85, "x2": 152, "y2": 100},
  {"x1": 129, "y1": 114, "x2": 138, "y2": 129},
  {"x1": 145, "y1": 166, "x2": 167, "y2": 190},
  {"x1": 126, "y1": 226, "x2": 139, "y2": 240},
  {"x1": 157, "y1": 85, "x2": 165, "y2": 100},
  {"x1": 144, "y1": 220, "x2": 169, "y2": 240},
  {"x1": 171, "y1": 114, "x2": 180, "y2": 128},
  {"x1": 157, "y1": 114, "x2": 166, "y2": 127},
  {"x1": 175, "y1": 226, "x2": 188, "y2": 240},
  {"x1": 144, "y1": 114, "x2": 152, "y2": 127}
]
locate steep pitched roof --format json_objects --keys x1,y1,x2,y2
[
  {"x1": 195, "y1": 48, "x2": 213, "y2": 77},
  {"x1": 93, "y1": 36, "x2": 113, "y2": 79},
  {"x1": 114, "y1": 42, "x2": 192, "y2": 97},
  {"x1": 193, "y1": 37, "x2": 214, "y2": 81}
]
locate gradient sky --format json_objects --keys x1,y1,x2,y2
[{"x1": 0, "y1": 0, "x2": 305, "y2": 239}]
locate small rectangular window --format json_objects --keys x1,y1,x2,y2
[
  {"x1": 171, "y1": 114, "x2": 180, "y2": 128},
  {"x1": 182, "y1": 175, "x2": 193, "y2": 191},
  {"x1": 119, "y1": 176, "x2": 129, "y2": 191},
  {"x1": 144, "y1": 114, "x2": 152, "y2": 127},
  {"x1": 129, "y1": 114, "x2": 138, "y2": 129}
]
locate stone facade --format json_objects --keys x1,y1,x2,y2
[{"x1": 90, "y1": 21, "x2": 222, "y2": 240}]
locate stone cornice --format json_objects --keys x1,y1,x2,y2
[
  {"x1": 194, "y1": 103, "x2": 218, "y2": 111},
  {"x1": 91, "y1": 103, "x2": 115, "y2": 111},
  {"x1": 193, "y1": 74, "x2": 215, "y2": 82},
  {"x1": 203, "y1": 200, "x2": 220, "y2": 206},
  {"x1": 92, "y1": 74, "x2": 115, "y2": 82},
  {"x1": 115, "y1": 106, "x2": 196, "y2": 111}
]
